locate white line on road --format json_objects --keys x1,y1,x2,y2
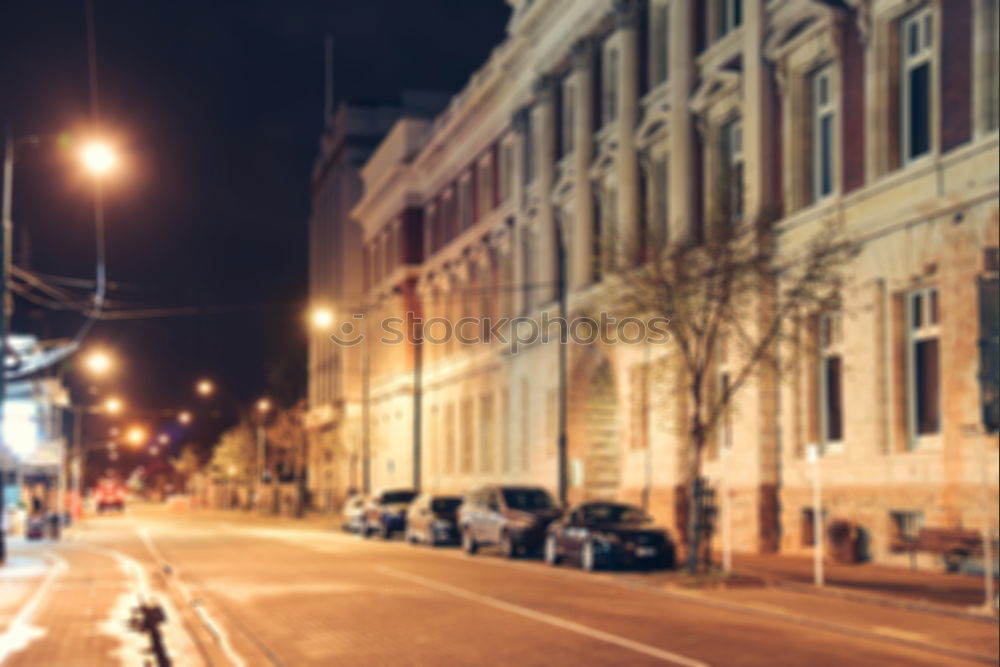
[
  {"x1": 0, "y1": 551, "x2": 68, "y2": 662},
  {"x1": 135, "y1": 525, "x2": 247, "y2": 667},
  {"x1": 376, "y1": 565, "x2": 710, "y2": 667}
]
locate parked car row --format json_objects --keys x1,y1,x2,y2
[{"x1": 340, "y1": 484, "x2": 676, "y2": 572}]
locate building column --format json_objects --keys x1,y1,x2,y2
[
  {"x1": 571, "y1": 38, "x2": 596, "y2": 291},
  {"x1": 669, "y1": 0, "x2": 697, "y2": 245},
  {"x1": 532, "y1": 76, "x2": 558, "y2": 306},
  {"x1": 615, "y1": 0, "x2": 642, "y2": 264}
]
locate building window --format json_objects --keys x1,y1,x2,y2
[
  {"x1": 901, "y1": 7, "x2": 933, "y2": 164},
  {"x1": 907, "y1": 286, "x2": 941, "y2": 443},
  {"x1": 716, "y1": 0, "x2": 742, "y2": 40},
  {"x1": 459, "y1": 177, "x2": 474, "y2": 231},
  {"x1": 979, "y1": 275, "x2": 999, "y2": 432},
  {"x1": 818, "y1": 311, "x2": 844, "y2": 449},
  {"x1": 602, "y1": 46, "x2": 619, "y2": 126},
  {"x1": 810, "y1": 65, "x2": 836, "y2": 202},
  {"x1": 650, "y1": 2, "x2": 670, "y2": 87},
  {"x1": 720, "y1": 117, "x2": 744, "y2": 221},
  {"x1": 560, "y1": 76, "x2": 576, "y2": 158},
  {"x1": 500, "y1": 142, "x2": 514, "y2": 202},
  {"x1": 478, "y1": 158, "x2": 494, "y2": 218},
  {"x1": 889, "y1": 510, "x2": 924, "y2": 546},
  {"x1": 648, "y1": 156, "x2": 669, "y2": 245}
]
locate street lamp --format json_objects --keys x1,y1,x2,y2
[
  {"x1": 255, "y1": 397, "x2": 272, "y2": 513},
  {"x1": 83, "y1": 349, "x2": 115, "y2": 376},
  {"x1": 103, "y1": 396, "x2": 124, "y2": 415},
  {"x1": 80, "y1": 141, "x2": 117, "y2": 176},
  {"x1": 310, "y1": 307, "x2": 334, "y2": 330},
  {"x1": 178, "y1": 410, "x2": 192, "y2": 425},
  {"x1": 157, "y1": 433, "x2": 169, "y2": 445},
  {"x1": 125, "y1": 426, "x2": 147, "y2": 447},
  {"x1": 196, "y1": 379, "x2": 214, "y2": 397}
]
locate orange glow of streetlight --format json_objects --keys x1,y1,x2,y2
[
  {"x1": 157, "y1": 433, "x2": 170, "y2": 445},
  {"x1": 196, "y1": 379, "x2": 214, "y2": 397},
  {"x1": 310, "y1": 307, "x2": 334, "y2": 330},
  {"x1": 256, "y1": 398, "x2": 272, "y2": 414},
  {"x1": 80, "y1": 141, "x2": 117, "y2": 175},
  {"x1": 125, "y1": 426, "x2": 147, "y2": 446},
  {"x1": 84, "y1": 349, "x2": 115, "y2": 376},
  {"x1": 104, "y1": 396, "x2": 124, "y2": 415},
  {"x1": 178, "y1": 411, "x2": 193, "y2": 425}
]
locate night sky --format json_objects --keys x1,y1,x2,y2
[{"x1": 1, "y1": 0, "x2": 509, "y2": 458}]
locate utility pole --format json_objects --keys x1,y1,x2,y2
[
  {"x1": 0, "y1": 122, "x2": 14, "y2": 564},
  {"x1": 808, "y1": 443, "x2": 824, "y2": 586},
  {"x1": 556, "y1": 219, "x2": 568, "y2": 505}
]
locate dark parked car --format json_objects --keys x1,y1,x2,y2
[
  {"x1": 364, "y1": 489, "x2": 418, "y2": 539},
  {"x1": 405, "y1": 494, "x2": 462, "y2": 546},
  {"x1": 459, "y1": 485, "x2": 562, "y2": 558},
  {"x1": 544, "y1": 501, "x2": 676, "y2": 571}
]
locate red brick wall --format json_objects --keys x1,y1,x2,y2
[
  {"x1": 840, "y1": 16, "x2": 866, "y2": 194},
  {"x1": 940, "y1": 0, "x2": 973, "y2": 153}
]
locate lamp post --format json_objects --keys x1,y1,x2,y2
[
  {"x1": 255, "y1": 398, "x2": 271, "y2": 513},
  {"x1": 808, "y1": 443, "x2": 824, "y2": 586}
]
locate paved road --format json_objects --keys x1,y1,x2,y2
[{"x1": 2, "y1": 508, "x2": 995, "y2": 666}]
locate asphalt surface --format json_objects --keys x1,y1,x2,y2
[{"x1": 2, "y1": 507, "x2": 995, "y2": 666}]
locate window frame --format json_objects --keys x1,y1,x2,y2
[
  {"x1": 649, "y1": 1, "x2": 671, "y2": 88},
  {"x1": 900, "y1": 6, "x2": 934, "y2": 166},
  {"x1": 817, "y1": 310, "x2": 844, "y2": 453},
  {"x1": 719, "y1": 116, "x2": 744, "y2": 222},
  {"x1": 906, "y1": 285, "x2": 942, "y2": 448},
  {"x1": 810, "y1": 64, "x2": 837, "y2": 203}
]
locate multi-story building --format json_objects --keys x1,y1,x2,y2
[
  {"x1": 336, "y1": 0, "x2": 999, "y2": 566},
  {"x1": 305, "y1": 93, "x2": 449, "y2": 510}
]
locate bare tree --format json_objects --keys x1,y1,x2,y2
[{"x1": 606, "y1": 202, "x2": 857, "y2": 573}]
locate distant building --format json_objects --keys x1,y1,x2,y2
[
  {"x1": 305, "y1": 93, "x2": 449, "y2": 510},
  {"x1": 330, "y1": 0, "x2": 999, "y2": 568}
]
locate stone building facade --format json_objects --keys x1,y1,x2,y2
[{"x1": 316, "y1": 0, "x2": 999, "y2": 566}]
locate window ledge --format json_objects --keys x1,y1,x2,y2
[{"x1": 696, "y1": 27, "x2": 745, "y2": 75}]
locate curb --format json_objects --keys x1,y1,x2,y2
[{"x1": 740, "y1": 568, "x2": 999, "y2": 624}]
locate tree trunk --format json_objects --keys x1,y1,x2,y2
[{"x1": 686, "y1": 423, "x2": 704, "y2": 574}]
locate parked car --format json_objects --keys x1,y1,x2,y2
[
  {"x1": 340, "y1": 494, "x2": 368, "y2": 533},
  {"x1": 544, "y1": 501, "x2": 676, "y2": 572},
  {"x1": 364, "y1": 489, "x2": 418, "y2": 539},
  {"x1": 459, "y1": 485, "x2": 562, "y2": 558},
  {"x1": 405, "y1": 494, "x2": 463, "y2": 546}
]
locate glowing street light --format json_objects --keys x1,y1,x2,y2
[
  {"x1": 150, "y1": 446, "x2": 160, "y2": 456},
  {"x1": 157, "y1": 433, "x2": 170, "y2": 445},
  {"x1": 310, "y1": 307, "x2": 334, "y2": 330},
  {"x1": 178, "y1": 411, "x2": 192, "y2": 425},
  {"x1": 104, "y1": 396, "x2": 124, "y2": 415},
  {"x1": 84, "y1": 349, "x2": 115, "y2": 376},
  {"x1": 196, "y1": 379, "x2": 214, "y2": 397},
  {"x1": 80, "y1": 141, "x2": 117, "y2": 175},
  {"x1": 256, "y1": 398, "x2": 272, "y2": 414},
  {"x1": 125, "y1": 426, "x2": 147, "y2": 447}
]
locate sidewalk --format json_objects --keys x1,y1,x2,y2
[{"x1": 730, "y1": 551, "x2": 997, "y2": 614}]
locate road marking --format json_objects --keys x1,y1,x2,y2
[
  {"x1": 136, "y1": 525, "x2": 247, "y2": 667},
  {"x1": 0, "y1": 551, "x2": 67, "y2": 662},
  {"x1": 376, "y1": 565, "x2": 709, "y2": 667}
]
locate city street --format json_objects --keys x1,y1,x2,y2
[{"x1": 1, "y1": 507, "x2": 996, "y2": 666}]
